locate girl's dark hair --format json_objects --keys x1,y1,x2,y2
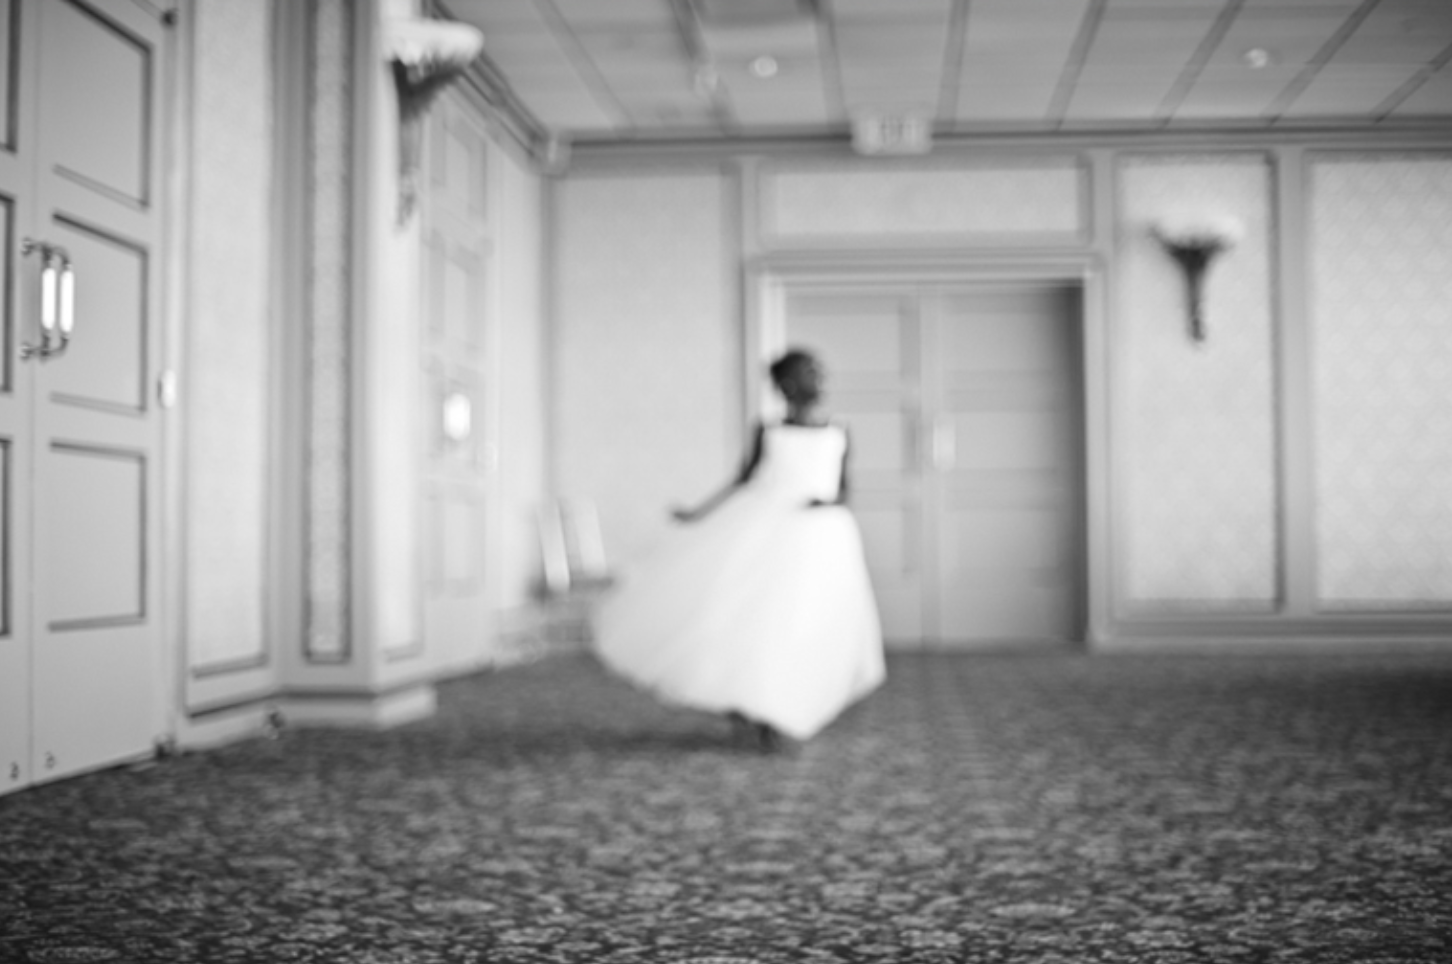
[{"x1": 769, "y1": 348, "x2": 818, "y2": 388}]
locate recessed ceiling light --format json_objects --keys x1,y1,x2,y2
[
  {"x1": 1242, "y1": 47, "x2": 1271, "y2": 69},
  {"x1": 750, "y1": 55, "x2": 779, "y2": 79}
]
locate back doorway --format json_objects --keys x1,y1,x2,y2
[{"x1": 780, "y1": 281, "x2": 1088, "y2": 649}]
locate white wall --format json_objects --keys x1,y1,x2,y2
[
  {"x1": 551, "y1": 140, "x2": 1452, "y2": 646},
  {"x1": 180, "y1": 0, "x2": 278, "y2": 714},
  {"x1": 493, "y1": 142, "x2": 548, "y2": 616},
  {"x1": 553, "y1": 168, "x2": 738, "y2": 568}
]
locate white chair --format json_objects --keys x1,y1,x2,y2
[{"x1": 535, "y1": 498, "x2": 616, "y2": 649}]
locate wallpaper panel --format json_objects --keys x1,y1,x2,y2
[
  {"x1": 305, "y1": 0, "x2": 353, "y2": 661},
  {"x1": 1116, "y1": 155, "x2": 1279, "y2": 610},
  {"x1": 764, "y1": 159, "x2": 1084, "y2": 241},
  {"x1": 185, "y1": 0, "x2": 272, "y2": 671},
  {"x1": 555, "y1": 172, "x2": 733, "y2": 567},
  {"x1": 1310, "y1": 155, "x2": 1452, "y2": 610}
]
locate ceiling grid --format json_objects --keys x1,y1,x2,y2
[{"x1": 441, "y1": 0, "x2": 1452, "y2": 152}]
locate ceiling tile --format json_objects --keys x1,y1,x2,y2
[
  {"x1": 522, "y1": 91, "x2": 623, "y2": 131},
  {"x1": 729, "y1": 89, "x2": 831, "y2": 125},
  {"x1": 829, "y1": 0, "x2": 953, "y2": 19},
  {"x1": 1329, "y1": 0, "x2": 1452, "y2": 65},
  {"x1": 1284, "y1": 64, "x2": 1429, "y2": 115},
  {"x1": 445, "y1": 0, "x2": 547, "y2": 28},
  {"x1": 700, "y1": 19, "x2": 822, "y2": 59},
  {"x1": 1173, "y1": 68, "x2": 1306, "y2": 118},
  {"x1": 954, "y1": 73, "x2": 1062, "y2": 122},
  {"x1": 1204, "y1": 10, "x2": 1365, "y2": 69},
  {"x1": 546, "y1": 0, "x2": 674, "y2": 26},
  {"x1": 451, "y1": 0, "x2": 1452, "y2": 143},
  {"x1": 1388, "y1": 65, "x2": 1452, "y2": 115},
  {"x1": 1066, "y1": 74, "x2": 1181, "y2": 120}
]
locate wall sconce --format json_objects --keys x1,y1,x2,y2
[
  {"x1": 385, "y1": 17, "x2": 485, "y2": 226},
  {"x1": 1151, "y1": 214, "x2": 1243, "y2": 343}
]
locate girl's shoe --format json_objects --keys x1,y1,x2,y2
[
  {"x1": 726, "y1": 711, "x2": 753, "y2": 744},
  {"x1": 754, "y1": 722, "x2": 784, "y2": 753}
]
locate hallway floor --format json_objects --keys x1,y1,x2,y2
[{"x1": 3, "y1": 650, "x2": 1451, "y2": 963}]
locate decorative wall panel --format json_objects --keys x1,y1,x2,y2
[
  {"x1": 763, "y1": 158, "x2": 1083, "y2": 241},
  {"x1": 1116, "y1": 154, "x2": 1279, "y2": 610},
  {"x1": 306, "y1": 0, "x2": 353, "y2": 660},
  {"x1": 1310, "y1": 155, "x2": 1452, "y2": 610},
  {"x1": 555, "y1": 172, "x2": 732, "y2": 566},
  {"x1": 185, "y1": 0, "x2": 272, "y2": 672}
]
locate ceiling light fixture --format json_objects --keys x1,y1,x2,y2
[
  {"x1": 1241, "y1": 47, "x2": 1271, "y2": 69},
  {"x1": 750, "y1": 55, "x2": 779, "y2": 79}
]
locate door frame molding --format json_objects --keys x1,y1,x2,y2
[{"x1": 746, "y1": 252, "x2": 1112, "y2": 646}]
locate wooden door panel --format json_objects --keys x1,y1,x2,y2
[
  {"x1": 941, "y1": 292, "x2": 1067, "y2": 375},
  {"x1": 42, "y1": 0, "x2": 150, "y2": 205},
  {"x1": 40, "y1": 443, "x2": 144, "y2": 627},
  {"x1": 784, "y1": 290, "x2": 923, "y2": 645},
  {"x1": 421, "y1": 96, "x2": 494, "y2": 673},
  {"x1": 45, "y1": 218, "x2": 147, "y2": 411},
  {"x1": 0, "y1": 439, "x2": 10, "y2": 633},
  {"x1": 790, "y1": 305, "x2": 906, "y2": 387},
  {"x1": 442, "y1": 243, "x2": 478, "y2": 348},
  {"x1": 853, "y1": 494, "x2": 923, "y2": 641},
  {"x1": 0, "y1": 0, "x2": 26, "y2": 794},
  {"x1": 0, "y1": 0, "x2": 14, "y2": 150},
  {"x1": 839, "y1": 408, "x2": 910, "y2": 474},
  {"x1": 932, "y1": 286, "x2": 1084, "y2": 644},
  {"x1": 953, "y1": 410, "x2": 1067, "y2": 470},
  {"x1": 0, "y1": 197, "x2": 14, "y2": 395},
  {"x1": 31, "y1": 619, "x2": 156, "y2": 782},
  {"x1": 27, "y1": 0, "x2": 165, "y2": 786},
  {"x1": 0, "y1": 436, "x2": 21, "y2": 790},
  {"x1": 427, "y1": 483, "x2": 485, "y2": 595}
]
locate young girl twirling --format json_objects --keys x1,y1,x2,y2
[{"x1": 591, "y1": 348, "x2": 886, "y2": 750}]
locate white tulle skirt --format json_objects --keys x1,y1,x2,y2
[{"x1": 590, "y1": 491, "x2": 885, "y2": 740}]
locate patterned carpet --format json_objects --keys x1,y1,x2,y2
[{"x1": 3, "y1": 650, "x2": 1451, "y2": 963}]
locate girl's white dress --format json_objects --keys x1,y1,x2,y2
[{"x1": 591, "y1": 423, "x2": 886, "y2": 740}]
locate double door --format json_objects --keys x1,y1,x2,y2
[
  {"x1": 0, "y1": 0, "x2": 168, "y2": 791},
  {"x1": 420, "y1": 93, "x2": 495, "y2": 673},
  {"x1": 783, "y1": 281, "x2": 1086, "y2": 647}
]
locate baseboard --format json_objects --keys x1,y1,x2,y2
[
  {"x1": 1094, "y1": 634, "x2": 1452, "y2": 655},
  {"x1": 277, "y1": 683, "x2": 438, "y2": 729},
  {"x1": 177, "y1": 701, "x2": 276, "y2": 751}
]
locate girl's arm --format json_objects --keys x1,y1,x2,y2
[{"x1": 672, "y1": 423, "x2": 766, "y2": 522}]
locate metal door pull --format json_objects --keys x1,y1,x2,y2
[{"x1": 19, "y1": 239, "x2": 73, "y2": 361}]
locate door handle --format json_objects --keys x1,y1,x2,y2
[{"x1": 19, "y1": 239, "x2": 72, "y2": 361}]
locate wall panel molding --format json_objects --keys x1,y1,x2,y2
[
  {"x1": 304, "y1": 0, "x2": 354, "y2": 663},
  {"x1": 184, "y1": 0, "x2": 273, "y2": 679}
]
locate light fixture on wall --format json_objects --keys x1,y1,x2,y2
[
  {"x1": 1151, "y1": 214, "x2": 1243, "y2": 343},
  {"x1": 385, "y1": 17, "x2": 485, "y2": 226}
]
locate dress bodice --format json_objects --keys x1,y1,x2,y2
[{"x1": 747, "y1": 423, "x2": 846, "y2": 504}]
